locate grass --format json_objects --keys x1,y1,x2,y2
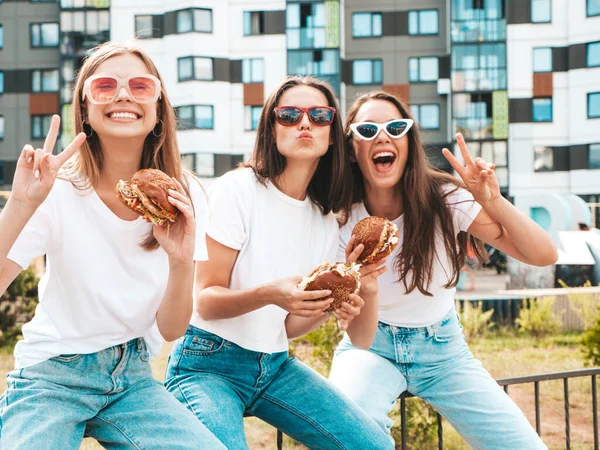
[{"x1": 0, "y1": 330, "x2": 596, "y2": 450}]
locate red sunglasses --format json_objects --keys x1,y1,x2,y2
[{"x1": 274, "y1": 106, "x2": 336, "y2": 127}]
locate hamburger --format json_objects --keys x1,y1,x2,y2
[
  {"x1": 299, "y1": 262, "x2": 361, "y2": 312},
  {"x1": 116, "y1": 169, "x2": 180, "y2": 226},
  {"x1": 352, "y1": 216, "x2": 399, "y2": 264}
]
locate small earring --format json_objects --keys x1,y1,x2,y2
[
  {"x1": 83, "y1": 122, "x2": 94, "y2": 138},
  {"x1": 152, "y1": 119, "x2": 164, "y2": 137}
]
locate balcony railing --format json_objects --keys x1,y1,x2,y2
[{"x1": 275, "y1": 367, "x2": 600, "y2": 450}]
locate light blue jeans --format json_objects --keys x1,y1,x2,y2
[
  {"x1": 165, "y1": 325, "x2": 393, "y2": 450},
  {"x1": 0, "y1": 338, "x2": 225, "y2": 450},
  {"x1": 329, "y1": 309, "x2": 548, "y2": 450}
]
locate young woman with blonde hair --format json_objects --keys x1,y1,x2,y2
[{"x1": 0, "y1": 41, "x2": 224, "y2": 449}]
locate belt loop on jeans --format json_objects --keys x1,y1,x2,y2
[
  {"x1": 136, "y1": 338, "x2": 143, "y2": 352},
  {"x1": 425, "y1": 325, "x2": 435, "y2": 337}
]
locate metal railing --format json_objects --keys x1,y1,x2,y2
[{"x1": 274, "y1": 367, "x2": 600, "y2": 450}]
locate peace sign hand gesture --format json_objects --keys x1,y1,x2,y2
[
  {"x1": 11, "y1": 115, "x2": 87, "y2": 208},
  {"x1": 442, "y1": 133, "x2": 501, "y2": 205}
]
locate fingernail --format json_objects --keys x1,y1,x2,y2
[
  {"x1": 34, "y1": 170, "x2": 40, "y2": 179},
  {"x1": 27, "y1": 157, "x2": 32, "y2": 163}
]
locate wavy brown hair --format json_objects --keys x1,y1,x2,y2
[
  {"x1": 244, "y1": 76, "x2": 352, "y2": 215},
  {"x1": 61, "y1": 41, "x2": 188, "y2": 250},
  {"x1": 344, "y1": 91, "x2": 489, "y2": 296}
]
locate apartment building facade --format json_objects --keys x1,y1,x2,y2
[
  {"x1": 0, "y1": 0, "x2": 61, "y2": 190},
  {"x1": 1, "y1": 0, "x2": 599, "y2": 216}
]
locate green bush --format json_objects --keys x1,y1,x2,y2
[
  {"x1": 581, "y1": 304, "x2": 600, "y2": 366},
  {"x1": 0, "y1": 267, "x2": 39, "y2": 350},
  {"x1": 391, "y1": 398, "x2": 439, "y2": 449},
  {"x1": 558, "y1": 279, "x2": 600, "y2": 330},
  {"x1": 289, "y1": 316, "x2": 343, "y2": 375},
  {"x1": 516, "y1": 297, "x2": 562, "y2": 337},
  {"x1": 457, "y1": 301, "x2": 494, "y2": 340}
]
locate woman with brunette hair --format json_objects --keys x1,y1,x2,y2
[
  {"x1": 0, "y1": 41, "x2": 224, "y2": 449},
  {"x1": 164, "y1": 76, "x2": 391, "y2": 449},
  {"x1": 328, "y1": 91, "x2": 557, "y2": 449}
]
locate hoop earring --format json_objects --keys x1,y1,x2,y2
[
  {"x1": 152, "y1": 119, "x2": 164, "y2": 137},
  {"x1": 83, "y1": 122, "x2": 94, "y2": 138}
]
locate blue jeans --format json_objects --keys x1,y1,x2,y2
[
  {"x1": 0, "y1": 338, "x2": 225, "y2": 450},
  {"x1": 165, "y1": 325, "x2": 393, "y2": 450},
  {"x1": 329, "y1": 310, "x2": 548, "y2": 450}
]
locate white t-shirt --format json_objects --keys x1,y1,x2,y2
[
  {"x1": 8, "y1": 176, "x2": 208, "y2": 369},
  {"x1": 191, "y1": 168, "x2": 339, "y2": 354},
  {"x1": 338, "y1": 186, "x2": 482, "y2": 327}
]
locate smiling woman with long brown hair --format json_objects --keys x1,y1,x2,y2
[
  {"x1": 328, "y1": 91, "x2": 557, "y2": 449},
  {"x1": 164, "y1": 76, "x2": 392, "y2": 450}
]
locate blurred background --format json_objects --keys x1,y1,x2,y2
[{"x1": 2, "y1": 2, "x2": 600, "y2": 448}]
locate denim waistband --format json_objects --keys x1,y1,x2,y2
[
  {"x1": 108, "y1": 337, "x2": 145, "y2": 352},
  {"x1": 378, "y1": 308, "x2": 456, "y2": 335}
]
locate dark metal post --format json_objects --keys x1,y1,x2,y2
[
  {"x1": 277, "y1": 430, "x2": 283, "y2": 450},
  {"x1": 564, "y1": 377, "x2": 570, "y2": 450},
  {"x1": 437, "y1": 412, "x2": 444, "y2": 450},
  {"x1": 593, "y1": 374, "x2": 598, "y2": 450},
  {"x1": 401, "y1": 396, "x2": 407, "y2": 450},
  {"x1": 535, "y1": 381, "x2": 541, "y2": 435}
]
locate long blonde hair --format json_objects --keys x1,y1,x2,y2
[{"x1": 63, "y1": 41, "x2": 186, "y2": 250}]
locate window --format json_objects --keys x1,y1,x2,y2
[
  {"x1": 0, "y1": 116, "x2": 4, "y2": 140},
  {"x1": 452, "y1": 93, "x2": 493, "y2": 139},
  {"x1": 31, "y1": 115, "x2": 53, "y2": 139},
  {"x1": 409, "y1": 57, "x2": 438, "y2": 82},
  {"x1": 532, "y1": 98, "x2": 552, "y2": 122},
  {"x1": 590, "y1": 144, "x2": 600, "y2": 169},
  {"x1": 286, "y1": 3, "x2": 326, "y2": 49},
  {"x1": 412, "y1": 104, "x2": 440, "y2": 129},
  {"x1": 242, "y1": 59, "x2": 264, "y2": 83},
  {"x1": 287, "y1": 49, "x2": 341, "y2": 92},
  {"x1": 177, "y1": 9, "x2": 212, "y2": 33},
  {"x1": 589, "y1": 93, "x2": 600, "y2": 119},
  {"x1": 30, "y1": 23, "x2": 59, "y2": 48},
  {"x1": 244, "y1": 11, "x2": 265, "y2": 36},
  {"x1": 408, "y1": 10, "x2": 439, "y2": 35},
  {"x1": 32, "y1": 70, "x2": 59, "y2": 92},
  {"x1": 0, "y1": 25, "x2": 3, "y2": 49},
  {"x1": 176, "y1": 105, "x2": 214, "y2": 130},
  {"x1": 0, "y1": 71, "x2": 3, "y2": 94},
  {"x1": 588, "y1": 0, "x2": 600, "y2": 17},
  {"x1": 533, "y1": 48, "x2": 552, "y2": 72},
  {"x1": 587, "y1": 42, "x2": 600, "y2": 67},
  {"x1": 531, "y1": 0, "x2": 551, "y2": 23},
  {"x1": 352, "y1": 60, "x2": 383, "y2": 85},
  {"x1": 352, "y1": 12, "x2": 382, "y2": 38},
  {"x1": 451, "y1": 43, "x2": 507, "y2": 91},
  {"x1": 245, "y1": 106, "x2": 262, "y2": 130},
  {"x1": 534, "y1": 146, "x2": 553, "y2": 171},
  {"x1": 135, "y1": 15, "x2": 153, "y2": 39},
  {"x1": 178, "y1": 57, "x2": 214, "y2": 81}
]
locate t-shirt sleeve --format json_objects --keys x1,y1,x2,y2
[
  {"x1": 7, "y1": 197, "x2": 55, "y2": 269},
  {"x1": 446, "y1": 186, "x2": 483, "y2": 234},
  {"x1": 205, "y1": 172, "x2": 250, "y2": 251},
  {"x1": 187, "y1": 177, "x2": 210, "y2": 261}
]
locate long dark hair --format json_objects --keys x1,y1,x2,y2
[
  {"x1": 344, "y1": 91, "x2": 490, "y2": 296},
  {"x1": 244, "y1": 76, "x2": 352, "y2": 215}
]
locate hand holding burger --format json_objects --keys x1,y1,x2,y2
[
  {"x1": 116, "y1": 168, "x2": 180, "y2": 226},
  {"x1": 351, "y1": 216, "x2": 399, "y2": 264},
  {"x1": 299, "y1": 262, "x2": 361, "y2": 312}
]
